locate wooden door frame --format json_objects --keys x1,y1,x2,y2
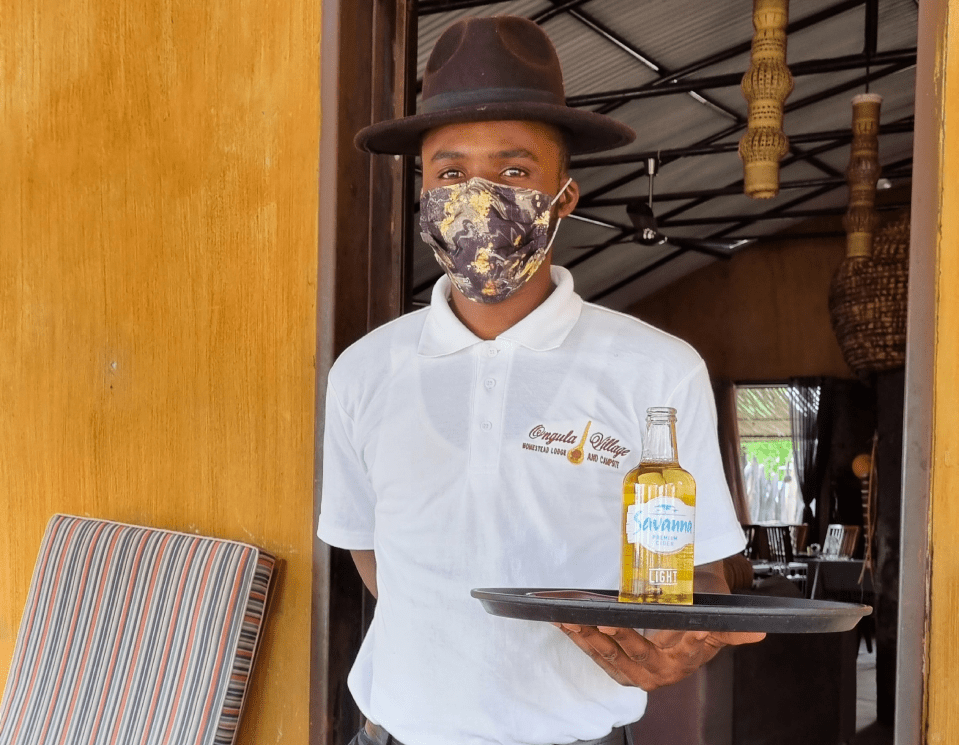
[
  {"x1": 896, "y1": 0, "x2": 948, "y2": 742},
  {"x1": 313, "y1": 1, "x2": 416, "y2": 744}
]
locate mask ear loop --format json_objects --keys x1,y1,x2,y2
[
  {"x1": 550, "y1": 177, "x2": 574, "y2": 207},
  {"x1": 544, "y1": 177, "x2": 574, "y2": 252}
]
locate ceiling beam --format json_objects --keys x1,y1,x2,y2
[
  {"x1": 578, "y1": 59, "x2": 914, "y2": 207},
  {"x1": 416, "y1": 0, "x2": 520, "y2": 13},
  {"x1": 546, "y1": 0, "x2": 744, "y2": 123},
  {"x1": 587, "y1": 0, "x2": 872, "y2": 117},
  {"x1": 563, "y1": 228, "x2": 633, "y2": 271},
  {"x1": 581, "y1": 185, "x2": 845, "y2": 303},
  {"x1": 583, "y1": 170, "x2": 912, "y2": 208},
  {"x1": 566, "y1": 49, "x2": 916, "y2": 108},
  {"x1": 662, "y1": 201, "x2": 909, "y2": 228},
  {"x1": 701, "y1": 155, "x2": 913, "y2": 236},
  {"x1": 569, "y1": 148, "x2": 911, "y2": 300},
  {"x1": 571, "y1": 117, "x2": 914, "y2": 170},
  {"x1": 530, "y1": 0, "x2": 596, "y2": 24},
  {"x1": 787, "y1": 144, "x2": 844, "y2": 180},
  {"x1": 599, "y1": 0, "x2": 869, "y2": 103},
  {"x1": 586, "y1": 248, "x2": 686, "y2": 303}
]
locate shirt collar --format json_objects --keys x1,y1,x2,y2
[{"x1": 417, "y1": 266, "x2": 583, "y2": 357}]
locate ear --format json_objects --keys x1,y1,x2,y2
[{"x1": 555, "y1": 178, "x2": 579, "y2": 219}]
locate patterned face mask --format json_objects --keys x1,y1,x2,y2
[{"x1": 419, "y1": 177, "x2": 572, "y2": 304}]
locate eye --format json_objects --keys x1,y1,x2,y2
[
  {"x1": 502, "y1": 166, "x2": 527, "y2": 178},
  {"x1": 437, "y1": 167, "x2": 464, "y2": 180}
]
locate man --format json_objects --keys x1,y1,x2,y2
[{"x1": 318, "y1": 16, "x2": 764, "y2": 745}]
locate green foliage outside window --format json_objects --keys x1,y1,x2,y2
[{"x1": 741, "y1": 438, "x2": 794, "y2": 477}]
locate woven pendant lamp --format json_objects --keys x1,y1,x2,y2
[
  {"x1": 828, "y1": 93, "x2": 907, "y2": 378},
  {"x1": 739, "y1": 0, "x2": 794, "y2": 199},
  {"x1": 829, "y1": 209, "x2": 910, "y2": 377}
]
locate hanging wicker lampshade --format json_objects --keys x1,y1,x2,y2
[
  {"x1": 739, "y1": 0, "x2": 794, "y2": 199},
  {"x1": 829, "y1": 211, "x2": 909, "y2": 377}
]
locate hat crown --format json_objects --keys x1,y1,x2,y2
[
  {"x1": 421, "y1": 16, "x2": 566, "y2": 113},
  {"x1": 353, "y1": 14, "x2": 635, "y2": 155}
]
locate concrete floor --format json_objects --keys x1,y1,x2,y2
[
  {"x1": 851, "y1": 640, "x2": 893, "y2": 745},
  {"x1": 856, "y1": 640, "x2": 877, "y2": 732}
]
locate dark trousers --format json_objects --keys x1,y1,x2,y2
[{"x1": 349, "y1": 721, "x2": 633, "y2": 745}]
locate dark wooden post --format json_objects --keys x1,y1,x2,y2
[
  {"x1": 874, "y1": 368, "x2": 905, "y2": 726},
  {"x1": 313, "y1": 2, "x2": 416, "y2": 744}
]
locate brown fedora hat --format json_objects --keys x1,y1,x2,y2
[{"x1": 354, "y1": 15, "x2": 636, "y2": 156}]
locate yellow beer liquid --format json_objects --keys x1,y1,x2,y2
[{"x1": 619, "y1": 463, "x2": 696, "y2": 604}]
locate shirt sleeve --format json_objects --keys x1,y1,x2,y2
[
  {"x1": 666, "y1": 360, "x2": 747, "y2": 565},
  {"x1": 316, "y1": 379, "x2": 377, "y2": 550}
]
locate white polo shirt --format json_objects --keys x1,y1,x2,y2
[{"x1": 318, "y1": 266, "x2": 745, "y2": 745}]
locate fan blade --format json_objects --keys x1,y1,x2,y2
[
  {"x1": 565, "y1": 239, "x2": 636, "y2": 250},
  {"x1": 663, "y1": 236, "x2": 755, "y2": 258}
]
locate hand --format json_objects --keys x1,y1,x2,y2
[
  {"x1": 555, "y1": 559, "x2": 765, "y2": 690},
  {"x1": 555, "y1": 624, "x2": 765, "y2": 691}
]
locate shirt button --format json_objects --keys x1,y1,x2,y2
[
  {"x1": 484, "y1": 378, "x2": 496, "y2": 389},
  {"x1": 481, "y1": 421, "x2": 492, "y2": 431},
  {"x1": 487, "y1": 347, "x2": 498, "y2": 357}
]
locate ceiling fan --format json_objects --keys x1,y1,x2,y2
[{"x1": 571, "y1": 157, "x2": 755, "y2": 258}]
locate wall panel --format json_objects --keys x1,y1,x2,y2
[
  {"x1": 628, "y1": 236, "x2": 854, "y2": 382},
  {"x1": 0, "y1": 1, "x2": 319, "y2": 742}
]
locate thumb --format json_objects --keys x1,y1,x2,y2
[{"x1": 713, "y1": 631, "x2": 767, "y2": 646}]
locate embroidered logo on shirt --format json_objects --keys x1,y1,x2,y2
[
  {"x1": 566, "y1": 421, "x2": 591, "y2": 464},
  {"x1": 521, "y1": 421, "x2": 631, "y2": 469}
]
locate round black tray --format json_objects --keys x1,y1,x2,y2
[{"x1": 470, "y1": 588, "x2": 871, "y2": 634}]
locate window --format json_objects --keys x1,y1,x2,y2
[{"x1": 735, "y1": 384, "x2": 804, "y2": 525}]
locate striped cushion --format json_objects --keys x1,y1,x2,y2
[{"x1": 0, "y1": 515, "x2": 276, "y2": 745}]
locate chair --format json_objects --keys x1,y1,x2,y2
[
  {"x1": 822, "y1": 523, "x2": 860, "y2": 558},
  {"x1": 741, "y1": 524, "x2": 761, "y2": 559},
  {"x1": 765, "y1": 525, "x2": 795, "y2": 566},
  {"x1": 763, "y1": 526, "x2": 806, "y2": 593},
  {"x1": 788, "y1": 524, "x2": 809, "y2": 555},
  {"x1": 0, "y1": 514, "x2": 277, "y2": 745}
]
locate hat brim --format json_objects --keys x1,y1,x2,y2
[{"x1": 354, "y1": 102, "x2": 636, "y2": 156}]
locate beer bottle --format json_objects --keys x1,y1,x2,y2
[{"x1": 620, "y1": 407, "x2": 696, "y2": 604}]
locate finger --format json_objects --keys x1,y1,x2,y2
[
  {"x1": 599, "y1": 628, "x2": 707, "y2": 675},
  {"x1": 642, "y1": 632, "x2": 724, "y2": 681},
  {"x1": 557, "y1": 625, "x2": 634, "y2": 686},
  {"x1": 593, "y1": 628, "x2": 689, "y2": 688},
  {"x1": 560, "y1": 626, "x2": 715, "y2": 692},
  {"x1": 596, "y1": 627, "x2": 657, "y2": 662},
  {"x1": 668, "y1": 631, "x2": 743, "y2": 676},
  {"x1": 644, "y1": 628, "x2": 690, "y2": 649},
  {"x1": 574, "y1": 625, "x2": 638, "y2": 666}
]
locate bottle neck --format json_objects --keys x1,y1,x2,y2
[{"x1": 641, "y1": 415, "x2": 679, "y2": 465}]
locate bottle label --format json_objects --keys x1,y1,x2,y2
[{"x1": 625, "y1": 496, "x2": 695, "y2": 554}]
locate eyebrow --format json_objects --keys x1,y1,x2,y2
[
  {"x1": 430, "y1": 150, "x2": 465, "y2": 162},
  {"x1": 428, "y1": 148, "x2": 539, "y2": 162},
  {"x1": 494, "y1": 148, "x2": 538, "y2": 162}
]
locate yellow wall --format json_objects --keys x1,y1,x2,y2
[
  {"x1": 0, "y1": 1, "x2": 319, "y2": 742},
  {"x1": 628, "y1": 236, "x2": 854, "y2": 381},
  {"x1": 926, "y1": 2, "x2": 959, "y2": 740}
]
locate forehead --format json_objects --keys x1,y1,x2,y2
[{"x1": 420, "y1": 120, "x2": 565, "y2": 163}]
